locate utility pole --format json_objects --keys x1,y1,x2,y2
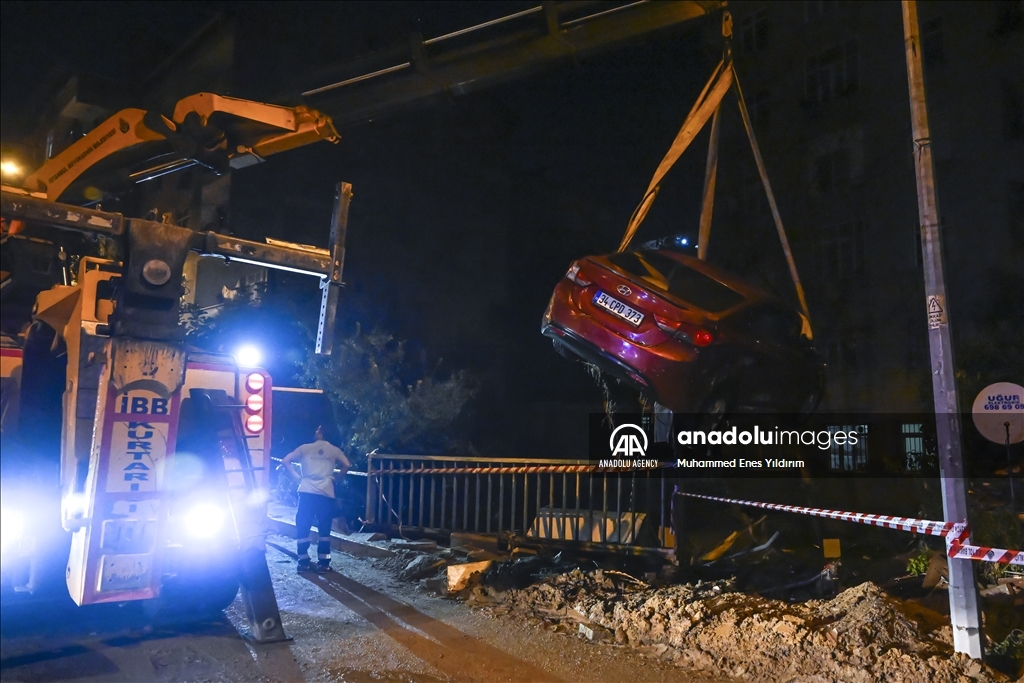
[{"x1": 901, "y1": 0, "x2": 983, "y2": 658}]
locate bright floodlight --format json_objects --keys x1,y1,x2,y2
[
  {"x1": 0, "y1": 509, "x2": 25, "y2": 550},
  {"x1": 1, "y1": 159, "x2": 22, "y2": 179},
  {"x1": 236, "y1": 345, "x2": 262, "y2": 367},
  {"x1": 184, "y1": 503, "x2": 225, "y2": 539}
]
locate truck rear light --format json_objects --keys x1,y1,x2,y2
[
  {"x1": 245, "y1": 414, "x2": 264, "y2": 433},
  {"x1": 246, "y1": 373, "x2": 265, "y2": 392},
  {"x1": 245, "y1": 394, "x2": 264, "y2": 413},
  {"x1": 566, "y1": 262, "x2": 592, "y2": 286}
]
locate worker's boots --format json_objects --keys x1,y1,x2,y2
[
  {"x1": 297, "y1": 558, "x2": 314, "y2": 573},
  {"x1": 316, "y1": 561, "x2": 331, "y2": 574}
]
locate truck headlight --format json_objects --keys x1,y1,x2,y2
[
  {"x1": 1, "y1": 508, "x2": 25, "y2": 551},
  {"x1": 184, "y1": 503, "x2": 226, "y2": 539}
]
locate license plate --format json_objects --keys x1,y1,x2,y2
[
  {"x1": 98, "y1": 554, "x2": 152, "y2": 592},
  {"x1": 593, "y1": 291, "x2": 644, "y2": 327}
]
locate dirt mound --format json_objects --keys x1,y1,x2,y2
[{"x1": 502, "y1": 570, "x2": 1005, "y2": 682}]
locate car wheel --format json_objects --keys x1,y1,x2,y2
[
  {"x1": 796, "y1": 388, "x2": 822, "y2": 418},
  {"x1": 697, "y1": 386, "x2": 734, "y2": 432}
]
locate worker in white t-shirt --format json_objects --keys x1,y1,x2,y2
[{"x1": 282, "y1": 426, "x2": 351, "y2": 572}]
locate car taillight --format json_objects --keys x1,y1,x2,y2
[
  {"x1": 692, "y1": 329, "x2": 714, "y2": 347},
  {"x1": 566, "y1": 261, "x2": 592, "y2": 286},
  {"x1": 654, "y1": 316, "x2": 714, "y2": 347}
]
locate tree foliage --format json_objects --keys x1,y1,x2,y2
[{"x1": 300, "y1": 324, "x2": 479, "y2": 468}]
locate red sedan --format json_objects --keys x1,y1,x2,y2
[{"x1": 542, "y1": 249, "x2": 824, "y2": 415}]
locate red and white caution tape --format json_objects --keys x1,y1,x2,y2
[
  {"x1": 946, "y1": 522, "x2": 1024, "y2": 566},
  {"x1": 679, "y1": 492, "x2": 1023, "y2": 565}
]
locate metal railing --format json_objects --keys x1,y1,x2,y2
[{"x1": 365, "y1": 454, "x2": 671, "y2": 549}]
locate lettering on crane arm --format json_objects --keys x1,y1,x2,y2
[{"x1": 105, "y1": 390, "x2": 174, "y2": 493}]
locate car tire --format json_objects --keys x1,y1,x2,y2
[
  {"x1": 697, "y1": 385, "x2": 734, "y2": 432},
  {"x1": 795, "y1": 388, "x2": 822, "y2": 418}
]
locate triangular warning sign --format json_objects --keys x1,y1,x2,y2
[{"x1": 928, "y1": 296, "x2": 943, "y2": 313}]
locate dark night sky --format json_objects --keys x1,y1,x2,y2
[{"x1": 1, "y1": 1, "x2": 726, "y2": 453}]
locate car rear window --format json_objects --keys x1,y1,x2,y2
[{"x1": 605, "y1": 251, "x2": 746, "y2": 312}]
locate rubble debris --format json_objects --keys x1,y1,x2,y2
[
  {"x1": 700, "y1": 530, "x2": 739, "y2": 562},
  {"x1": 390, "y1": 539, "x2": 438, "y2": 551},
  {"x1": 419, "y1": 576, "x2": 447, "y2": 593},
  {"x1": 450, "y1": 532, "x2": 499, "y2": 552},
  {"x1": 399, "y1": 554, "x2": 447, "y2": 581},
  {"x1": 577, "y1": 623, "x2": 611, "y2": 642},
  {"x1": 345, "y1": 532, "x2": 387, "y2": 543},
  {"x1": 448, "y1": 561, "x2": 494, "y2": 593},
  {"x1": 499, "y1": 569, "x2": 1008, "y2": 682}
]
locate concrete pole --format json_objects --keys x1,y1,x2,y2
[{"x1": 901, "y1": 0, "x2": 983, "y2": 658}]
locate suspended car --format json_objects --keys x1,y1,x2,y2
[{"x1": 542, "y1": 249, "x2": 824, "y2": 415}]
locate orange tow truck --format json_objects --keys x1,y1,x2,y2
[{"x1": 0, "y1": 93, "x2": 348, "y2": 642}]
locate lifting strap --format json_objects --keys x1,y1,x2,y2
[{"x1": 617, "y1": 45, "x2": 812, "y2": 334}]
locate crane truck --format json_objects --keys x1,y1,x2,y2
[{"x1": 0, "y1": 93, "x2": 347, "y2": 643}]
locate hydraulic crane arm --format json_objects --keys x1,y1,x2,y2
[{"x1": 21, "y1": 94, "x2": 340, "y2": 201}]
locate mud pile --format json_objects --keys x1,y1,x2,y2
[{"x1": 500, "y1": 569, "x2": 1005, "y2": 683}]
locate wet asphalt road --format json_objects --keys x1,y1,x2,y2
[{"x1": 0, "y1": 535, "x2": 732, "y2": 683}]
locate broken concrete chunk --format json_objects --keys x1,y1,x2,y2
[
  {"x1": 577, "y1": 622, "x2": 610, "y2": 642},
  {"x1": 447, "y1": 560, "x2": 493, "y2": 593},
  {"x1": 391, "y1": 539, "x2": 438, "y2": 551},
  {"x1": 400, "y1": 554, "x2": 447, "y2": 581},
  {"x1": 345, "y1": 532, "x2": 387, "y2": 543},
  {"x1": 450, "y1": 532, "x2": 499, "y2": 552},
  {"x1": 467, "y1": 549, "x2": 507, "y2": 562},
  {"x1": 419, "y1": 576, "x2": 447, "y2": 592}
]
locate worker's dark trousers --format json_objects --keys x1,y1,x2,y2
[{"x1": 296, "y1": 492, "x2": 335, "y2": 565}]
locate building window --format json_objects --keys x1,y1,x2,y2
[
  {"x1": 929, "y1": 108, "x2": 951, "y2": 160},
  {"x1": 751, "y1": 89, "x2": 771, "y2": 129},
  {"x1": 804, "y1": 1, "x2": 840, "y2": 22},
  {"x1": 903, "y1": 423, "x2": 924, "y2": 469},
  {"x1": 1003, "y1": 84, "x2": 1024, "y2": 140},
  {"x1": 813, "y1": 147, "x2": 851, "y2": 193},
  {"x1": 805, "y1": 40, "x2": 858, "y2": 104},
  {"x1": 906, "y1": 330, "x2": 928, "y2": 369},
  {"x1": 817, "y1": 220, "x2": 864, "y2": 279},
  {"x1": 1010, "y1": 182, "x2": 1024, "y2": 249},
  {"x1": 921, "y1": 17, "x2": 945, "y2": 66},
  {"x1": 740, "y1": 10, "x2": 769, "y2": 55},
  {"x1": 829, "y1": 424, "x2": 868, "y2": 470},
  {"x1": 824, "y1": 333, "x2": 860, "y2": 373},
  {"x1": 742, "y1": 178, "x2": 764, "y2": 214}
]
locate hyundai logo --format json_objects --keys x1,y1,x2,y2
[{"x1": 617, "y1": 285, "x2": 631, "y2": 297}]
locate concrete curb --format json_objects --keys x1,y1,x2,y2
[{"x1": 266, "y1": 516, "x2": 396, "y2": 558}]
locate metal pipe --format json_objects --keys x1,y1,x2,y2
[
  {"x1": 423, "y1": 6, "x2": 544, "y2": 45},
  {"x1": 475, "y1": 472, "x2": 481, "y2": 532},
  {"x1": 463, "y1": 467, "x2": 469, "y2": 531},
  {"x1": 511, "y1": 474, "x2": 517, "y2": 533},
  {"x1": 523, "y1": 473, "x2": 529, "y2": 534},
  {"x1": 561, "y1": 0, "x2": 649, "y2": 27},
  {"x1": 487, "y1": 472, "x2": 493, "y2": 534},
  {"x1": 302, "y1": 62, "x2": 411, "y2": 97},
  {"x1": 430, "y1": 475, "x2": 436, "y2": 529}
]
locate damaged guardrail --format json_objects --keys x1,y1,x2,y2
[{"x1": 365, "y1": 455, "x2": 672, "y2": 550}]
